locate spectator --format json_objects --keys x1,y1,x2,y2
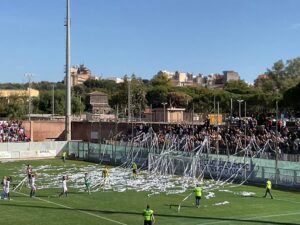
[{"x1": 0, "y1": 120, "x2": 29, "y2": 142}]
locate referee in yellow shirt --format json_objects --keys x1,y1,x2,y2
[{"x1": 263, "y1": 178, "x2": 273, "y2": 199}]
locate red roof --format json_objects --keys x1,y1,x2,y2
[{"x1": 256, "y1": 74, "x2": 269, "y2": 80}]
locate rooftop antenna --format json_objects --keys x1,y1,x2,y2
[{"x1": 65, "y1": 0, "x2": 71, "y2": 141}]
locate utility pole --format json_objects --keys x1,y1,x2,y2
[
  {"x1": 213, "y1": 95, "x2": 216, "y2": 114},
  {"x1": 217, "y1": 101, "x2": 220, "y2": 131},
  {"x1": 213, "y1": 95, "x2": 216, "y2": 125},
  {"x1": 128, "y1": 78, "x2": 131, "y2": 122},
  {"x1": 161, "y1": 102, "x2": 167, "y2": 123},
  {"x1": 139, "y1": 102, "x2": 142, "y2": 122},
  {"x1": 237, "y1": 99, "x2": 244, "y2": 129},
  {"x1": 65, "y1": 0, "x2": 71, "y2": 141},
  {"x1": 244, "y1": 101, "x2": 247, "y2": 118},
  {"x1": 116, "y1": 104, "x2": 119, "y2": 121},
  {"x1": 228, "y1": 98, "x2": 233, "y2": 127},
  {"x1": 275, "y1": 100, "x2": 279, "y2": 184},
  {"x1": 276, "y1": 101, "x2": 279, "y2": 134},
  {"x1": 52, "y1": 84, "x2": 55, "y2": 119},
  {"x1": 150, "y1": 104, "x2": 153, "y2": 125},
  {"x1": 230, "y1": 98, "x2": 233, "y2": 119},
  {"x1": 24, "y1": 73, "x2": 33, "y2": 121},
  {"x1": 244, "y1": 101, "x2": 247, "y2": 148},
  {"x1": 237, "y1": 100, "x2": 244, "y2": 119},
  {"x1": 192, "y1": 103, "x2": 195, "y2": 135}
]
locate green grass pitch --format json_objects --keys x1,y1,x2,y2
[{"x1": 0, "y1": 159, "x2": 299, "y2": 225}]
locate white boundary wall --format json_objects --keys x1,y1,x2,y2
[{"x1": 0, "y1": 141, "x2": 68, "y2": 159}]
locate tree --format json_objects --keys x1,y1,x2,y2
[
  {"x1": 73, "y1": 84, "x2": 86, "y2": 96},
  {"x1": 224, "y1": 80, "x2": 253, "y2": 95},
  {"x1": 150, "y1": 71, "x2": 172, "y2": 87},
  {"x1": 32, "y1": 81, "x2": 54, "y2": 91},
  {"x1": 146, "y1": 86, "x2": 168, "y2": 108},
  {"x1": 110, "y1": 75, "x2": 147, "y2": 118},
  {"x1": 167, "y1": 92, "x2": 192, "y2": 108},
  {"x1": 38, "y1": 89, "x2": 65, "y2": 115},
  {"x1": 72, "y1": 96, "x2": 84, "y2": 115},
  {"x1": 255, "y1": 78, "x2": 277, "y2": 92},
  {"x1": 2, "y1": 96, "x2": 27, "y2": 119},
  {"x1": 83, "y1": 79, "x2": 118, "y2": 95},
  {"x1": 282, "y1": 81, "x2": 300, "y2": 112},
  {"x1": 130, "y1": 75, "x2": 147, "y2": 116},
  {"x1": 285, "y1": 58, "x2": 300, "y2": 77},
  {"x1": 267, "y1": 59, "x2": 285, "y2": 79}
]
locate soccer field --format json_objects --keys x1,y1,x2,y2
[{"x1": 0, "y1": 159, "x2": 299, "y2": 225}]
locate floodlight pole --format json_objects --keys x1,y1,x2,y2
[{"x1": 65, "y1": 0, "x2": 71, "y2": 141}]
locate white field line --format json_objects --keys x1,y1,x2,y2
[
  {"x1": 198, "y1": 210, "x2": 300, "y2": 225},
  {"x1": 13, "y1": 191, "x2": 127, "y2": 225}
]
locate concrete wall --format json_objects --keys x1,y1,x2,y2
[{"x1": 0, "y1": 141, "x2": 68, "y2": 159}]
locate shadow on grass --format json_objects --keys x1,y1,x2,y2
[{"x1": 2, "y1": 202, "x2": 299, "y2": 225}]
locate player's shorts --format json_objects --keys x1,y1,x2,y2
[
  {"x1": 144, "y1": 220, "x2": 152, "y2": 225},
  {"x1": 133, "y1": 169, "x2": 137, "y2": 174}
]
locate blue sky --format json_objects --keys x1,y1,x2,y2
[{"x1": 1, "y1": 0, "x2": 300, "y2": 83}]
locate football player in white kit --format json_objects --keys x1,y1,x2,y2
[
  {"x1": 1, "y1": 176, "x2": 7, "y2": 199},
  {"x1": 59, "y1": 175, "x2": 68, "y2": 197},
  {"x1": 4, "y1": 176, "x2": 11, "y2": 200},
  {"x1": 30, "y1": 174, "x2": 36, "y2": 197}
]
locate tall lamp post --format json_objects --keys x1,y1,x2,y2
[
  {"x1": 65, "y1": 0, "x2": 71, "y2": 141},
  {"x1": 127, "y1": 78, "x2": 131, "y2": 122},
  {"x1": 161, "y1": 102, "x2": 167, "y2": 123},
  {"x1": 52, "y1": 84, "x2": 55, "y2": 119},
  {"x1": 237, "y1": 100, "x2": 244, "y2": 119},
  {"x1": 275, "y1": 100, "x2": 279, "y2": 184}
]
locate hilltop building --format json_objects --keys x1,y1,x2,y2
[
  {"x1": 71, "y1": 64, "x2": 91, "y2": 86},
  {"x1": 65, "y1": 64, "x2": 99, "y2": 86},
  {"x1": 105, "y1": 77, "x2": 124, "y2": 83},
  {"x1": 156, "y1": 70, "x2": 240, "y2": 88},
  {"x1": 254, "y1": 73, "x2": 269, "y2": 86},
  {"x1": 86, "y1": 91, "x2": 112, "y2": 114},
  {"x1": 0, "y1": 88, "x2": 39, "y2": 102}
]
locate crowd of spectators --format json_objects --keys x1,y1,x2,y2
[
  {"x1": 0, "y1": 120, "x2": 30, "y2": 142},
  {"x1": 129, "y1": 117, "x2": 300, "y2": 155}
]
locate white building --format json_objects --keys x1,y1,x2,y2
[{"x1": 105, "y1": 77, "x2": 124, "y2": 83}]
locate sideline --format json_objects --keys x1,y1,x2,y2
[
  {"x1": 198, "y1": 210, "x2": 300, "y2": 225},
  {"x1": 13, "y1": 191, "x2": 127, "y2": 225}
]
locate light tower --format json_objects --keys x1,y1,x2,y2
[{"x1": 65, "y1": 0, "x2": 71, "y2": 141}]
